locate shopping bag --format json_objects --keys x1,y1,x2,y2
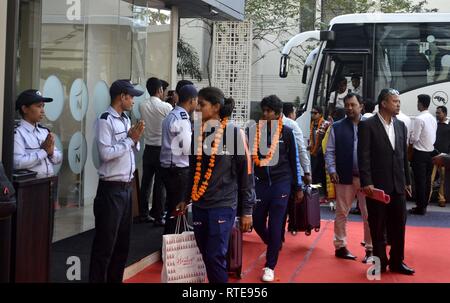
[{"x1": 161, "y1": 215, "x2": 206, "y2": 283}]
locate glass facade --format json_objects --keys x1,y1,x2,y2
[{"x1": 16, "y1": 0, "x2": 174, "y2": 242}]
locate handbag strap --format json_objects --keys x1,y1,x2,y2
[
  {"x1": 175, "y1": 214, "x2": 190, "y2": 234},
  {"x1": 175, "y1": 215, "x2": 182, "y2": 234}
]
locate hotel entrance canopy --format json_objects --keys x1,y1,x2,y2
[{"x1": 131, "y1": 0, "x2": 245, "y2": 20}]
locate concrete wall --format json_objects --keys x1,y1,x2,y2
[{"x1": 251, "y1": 35, "x2": 307, "y2": 104}]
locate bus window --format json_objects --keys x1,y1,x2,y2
[
  {"x1": 315, "y1": 54, "x2": 334, "y2": 117},
  {"x1": 314, "y1": 52, "x2": 367, "y2": 119},
  {"x1": 375, "y1": 23, "x2": 450, "y2": 94}
]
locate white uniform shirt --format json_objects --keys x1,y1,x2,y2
[
  {"x1": 350, "y1": 85, "x2": 362, "y2": 96},
  {"x1": 96, "y1": 106, "x2": 140, "y2": 182},
  {"x1": 377, "y1": 113, "x2": 396, "y2": 150},
  {"x1": 362, "y1": 112, "x2": 375, "y2": 119},
  {"x1": 396, "y1": 111, "x2": 412, "y2": 143},
  {"x1": 14, "y1": 119, "x2": 62, "y2": 175},
  {"x1": 328, "y1": 91, "x2": 347, "y2": 109},
  {"x1": 282, "y1": 115, "x2": 311, "y2": 175},
  {"x1": 139, "y1": 96, "x2": 172, "y2": 146},
  {"x1": 160, "y1": 106, "x2": 192, "y2": 168},
  {"x1": 410, "y1": 110, "x2": 437, "y2": 152}
]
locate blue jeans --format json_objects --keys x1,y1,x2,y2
[
  {"x1": 192, "y1": 206, "x2": 236, "y2": 283},
  {"x1": 253, "y1": 180, "x2": 291, "y2": 270}
]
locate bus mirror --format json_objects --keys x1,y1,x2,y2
[
  {"x1": 320, "y1": 31, "x2": 335, "y2": 41},
  {"x1": 302, "y1": 66, "x2": 308, "y2": 84},
  {"x1": 280, "y1": 55, "x2": 289, "y2": 78},
  {"x1": 300, "y1": 103, "x2": 306, "y2": 112}
]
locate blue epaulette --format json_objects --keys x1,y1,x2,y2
[
  {"x1": 100, "y1": 112, "x2": 110, "y2": 120},
  {"x1": 37, "y1": 124, "x2": 50, "y2": 132}
]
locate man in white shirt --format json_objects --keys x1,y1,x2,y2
[
  {"x1": 282, "y1": 103, "x2": 311, "y2": 181},
  {"x1": 350, "y1": 75, "x2": 362, "y2": 96},
  {"x1": 138, "y1": 77, "x2": 173, "y2": 224},
  {"x1": 90, "y1": 79, "x2": 145, "y2": 282},
  {"x1": 358, "y1": 88, "x2": 414, "y2": 275},
  {"x1": 281, "y1": 102, "x2": 312, "y2": 237},
  {"x1": 409, "y1": 94, "x2": 437, "y2": 215},
  {"x1": 362, "y1": 101, "x2": 375, "y2": 120},
  {"x1": 328, "y1": 77, "x2": 349, "y2": 121},
  {"x1": 396, "y1": 110, "x2": 412, "y2": 144}
]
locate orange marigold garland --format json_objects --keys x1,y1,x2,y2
[
  {"x1": 309, "y1": 117, "x2": 325, "y2": 156},
  {"x1": 252, "y1": 116, "x2": 283, "y2": 167},
  {"x1": 191, "y1": 118, "x2": 228, "y2": 202}
]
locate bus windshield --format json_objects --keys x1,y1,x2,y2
[
  {"x1": 375, "y1": 23, "x2": 450, "y2": 94},
  {"x1": 302, "y1": 46, "x2": 320, "y2": 110}
]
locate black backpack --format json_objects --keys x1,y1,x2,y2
[{"x1": 0, "y1": 163, "x2": 15, "y2": 203}]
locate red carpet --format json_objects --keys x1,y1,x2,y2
[{"x1": 125, "y1": 220, "x2": 450, "y2": 283}]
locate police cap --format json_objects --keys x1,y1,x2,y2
[
  {"x1": 15, "y1": 89, "x2": 53, "y2": 111},
  {"x1": 110, "y1": 79, "x2": 144, "y2": 99},
  {"x1": 178, "y1": 85, "x2": 198, "y2": 103}
]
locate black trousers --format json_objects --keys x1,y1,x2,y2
[
  {"x1": 139, "y1": 145, "x2": 166, "y2": 219},
  {"x1": 89, "y1": 181, "x2": 132, "y2": 283},
  {"x1": 366, "y1": 193, "x2": 407, "y2": 268},
  {"x1": 311, "y1": 152, "x2": 327, "y2": 195},
  {"x1": 160, "y1": 166, "x2": 190, "y2": 235},
  {"x1": 412, "y1": 149, "x2": 433, "y2": 211}
]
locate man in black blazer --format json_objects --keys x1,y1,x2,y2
[{"x1": 358, "y1": 88, "x2": 415, "y2": 275}]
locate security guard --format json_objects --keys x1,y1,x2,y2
[
  {"x1": 160, "y1": 84, "x2": 198, "y2": 234},
  {"x1": 14, "y1": 89, "x2": 62, "y2": 175},
  {"x1": 89, "y1": 79, "x2": 145, "y2": 283}
]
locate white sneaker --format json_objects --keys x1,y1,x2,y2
[{"x1": 261, "y1": 267, "x2": 274, "y2": 282}]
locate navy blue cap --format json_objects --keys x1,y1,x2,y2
[
  {"x1": 178, "y1": 85, "x2": 198, "y2": 103},
  {"x1": 16, "y1": 89, "x2": 53, "y2": 111},
  {"x1": 110, "y1": 79, "x2": 144, "y2": 99}
]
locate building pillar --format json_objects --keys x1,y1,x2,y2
[
  {"x1": 2, "y1": 0, "x2": 20, "y2": 176},
  {"x1": 0, "y1": 0, "x2": 8, "y2": 160},
  {"x1": 170, "y1": 6, "x2": 179, "y2": 89}
]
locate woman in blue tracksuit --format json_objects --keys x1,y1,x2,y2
[
  {"x1": 177, "y1": 87, "x2": 255, "y2": 283},
  {"x1": 249, "y1": 95, "x2": 303, "y2": 282}
]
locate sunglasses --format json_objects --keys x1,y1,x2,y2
[{"x1": 387, "y1": 88, "x2": 400, "y2": 95}]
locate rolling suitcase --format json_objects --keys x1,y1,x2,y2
[
  {"x1": 289, "y1": 185, "x2": 321, "y2": 236},
  {"x1": 227, "y1": 218, "x2": 243, "y2": 278}
]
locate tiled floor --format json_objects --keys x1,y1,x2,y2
[{"x1": 53, "y1": 204, "x2": 95, "y2": 242}]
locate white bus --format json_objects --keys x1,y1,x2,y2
[{"x1": 280, "y1": 13, "x2": 450, "y2": 138}]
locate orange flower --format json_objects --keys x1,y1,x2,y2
[
  {"x1": 309, "y1": 117, "x2": 325, "y2": 156},
  {"x1": 252, "y1": 116, "x2": 283, "y2": 167},
  {"x1": 191, "y1": 118, "x2": 228, "y2": 202}
]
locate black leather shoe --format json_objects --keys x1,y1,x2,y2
[
  {"x1": 369, "y1": 266, "x2": 386, "y2": 276},
  {"x1": 134, "y1": 215, "x2": 155, "y2": 224},
  {"x1": 154, "y1": 219, "x2": 166, "y2": 227},
  {"x1": 349, "y1": 207, "x2": 361, "y2": 215},
  {"x1": 408, "y1": 207, "x2": 426, "y2": 215},
  {"x1": 335, "y1": 247, "x2": 357, "y2": 260},
  {"x1": 389, "y1": 262, "x2": 415, "y2": 275},
  {"x1": 362, "y1": 250, "x2": 373, "y2": 264}
]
